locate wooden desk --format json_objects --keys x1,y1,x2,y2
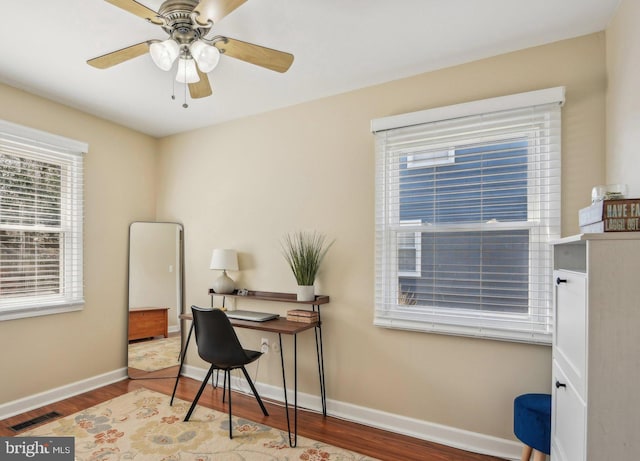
[
  {"x1": 176, "y1": 314, "x2": 318, "y2": 335},
  {"x1": 171, "y1": 290, "x2": 329, "y2": 447},
  {"x1": 213, "y1": 289, "x2": 329, "y2": 423},
  {"x1": 223, "y1": 316, "x2": 318, "y2": 334},
  {"x1": 128, "y1": 307, "x2": 169, "y2": 341}
]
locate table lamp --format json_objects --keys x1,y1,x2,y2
[{"x1": 210, "y1": 249, "x2": 239, "y2": 294}]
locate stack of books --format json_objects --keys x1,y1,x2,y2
[
  {"x1": 579, "y1": 198, "x2": 640, "y2": 232},
  {"x1": 286, "y1": 309, "x2": 319, "y2": 323}
]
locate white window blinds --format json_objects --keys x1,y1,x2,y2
[
  {"x1": 0, "y1": 120, "x2": 86, "y2": 321},
  {"x1": 372, "y1": 88, "x2": 563, "y2": 344}
]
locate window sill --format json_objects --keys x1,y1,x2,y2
[
  {"x1": 374, "y1": 316, "x2": 552, "y2": 345},
  {"x1": 0, "y1": 302, "x2": 84, "y2": 322}
]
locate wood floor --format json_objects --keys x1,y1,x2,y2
[{"x1": 0, "y1": 376, "x2": 507, "y2": 461}]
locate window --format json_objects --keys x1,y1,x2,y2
[
  {"x1": 372, "y1": 88, "x2": 563, "y2": 344},
  {"x1": 0, "y1": 120, "x2": 86, "y2": 321}
]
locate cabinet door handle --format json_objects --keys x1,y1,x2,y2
[
  {"x1": 555, "y1": 380, "x2": 567, "y2": 389},
  {"x1": 556, "y1": 277, "x2": 568, "y2": 285}
]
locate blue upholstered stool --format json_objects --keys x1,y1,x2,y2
[{"x1": 513, "y1": 393, "x2": 551, "y2": 461}]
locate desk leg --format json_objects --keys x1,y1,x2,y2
[
  {"x1": 170, "y1": 321, "x2": 193, "y2": 406},
  {"x1": 314, "y1": 305, "x2": 327, "y2": 416},
  {"x1": 278, "y1": 333, "x2": 298, "y2": 447}
]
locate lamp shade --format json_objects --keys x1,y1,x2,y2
[
  {"x1": 176, "y1": 58, "x2": 200, "y2": 83},
  {"x1": 190, "y1": 40, "x2": 221, "y2": 73},
  {"x1": 210, "y1": 249, "x2": 238, "y2": 271},
  {"x1": 149, "y1": 39, "x2": 180, "y2": 71}
]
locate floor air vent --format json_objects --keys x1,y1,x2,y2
[{"x1": 10, "y1": 411, "x2": 61, "y2": 432}]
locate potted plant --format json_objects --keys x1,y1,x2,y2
[{"x1": 281, "y1": 231, "x2": 334, "y2": 301}]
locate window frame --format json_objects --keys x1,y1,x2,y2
[
  {"x1": 0, "y1": 120, "x2": 86, "y2": 321},
  {"x1": 397, "y1": 219, "x2": 422, "y2": 278},
  {"x1": 372, "y1": 88, "x2": 563, "y2": 344}
]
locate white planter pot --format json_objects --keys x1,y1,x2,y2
[{"x1": 296, "y1": 285, "x2": 315, "y2": 301}]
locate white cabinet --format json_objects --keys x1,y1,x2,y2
[{"x1": 551, "y1": 233, "x2": 640, "y2": 461}]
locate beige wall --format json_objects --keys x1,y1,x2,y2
[
  {"x1": 606, "y1": 0, "x2": 640, "y2": 196},
  {"x1": 0, "y1": 83, "x2": 158, "y2": 403},
  {"x1": 157, "y1": 33, "x2": 606, "y2": 440}
]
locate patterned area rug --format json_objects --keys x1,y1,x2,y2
[
  {"x1": 21, "y1": 388, "x2": 378, "y2": 460},
  {"x1": 128, "y1": 336, "x2": 181, "y2": 371}
]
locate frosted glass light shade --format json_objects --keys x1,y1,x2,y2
[
  {"x1": 190, "y1": 40, "x2": 221, "y2": 73},
  {"x1": 149, "y1": 39, "x2": 180, "y2": 71},
  {"x1": 176, "y1": 58, "x2": 200, "y2": 83}
]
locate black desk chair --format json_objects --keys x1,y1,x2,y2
[{"x1": 184, "y1": 306, "x2": 269, "y2": 438}]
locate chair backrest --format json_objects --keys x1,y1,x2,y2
[{"x1": 191, "y1": 306, "x2": 251, "y2": 368}]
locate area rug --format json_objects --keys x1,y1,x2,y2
[
  {"x1": 128, "y1": 336, "x2": 181, "y2": 371},
  {"x1": 20, "y1": 388, "x2": 378, "y2": 460}
]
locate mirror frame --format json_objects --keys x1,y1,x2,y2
[{"x1": 127, "y1": 221, "x2": 185, "y2": 379}]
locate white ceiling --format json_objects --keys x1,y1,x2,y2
[{"x1": 0, "y1": 0, "x2": 620, "y2": 138}]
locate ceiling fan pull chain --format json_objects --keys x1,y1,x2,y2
[{"x1": 183, "y1": 76, "x2": 189, "y2": 109}]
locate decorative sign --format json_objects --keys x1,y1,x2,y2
[{"x1": 579, "y1": 199, "x2": 640, "y2": 232}]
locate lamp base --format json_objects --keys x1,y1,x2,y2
[{"x1": 213, "y1": 270, "x2": 235, "y2": 294}]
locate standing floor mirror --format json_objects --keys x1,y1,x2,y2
[{"x1": 128, "y1": 222, "x2": 184, "y2": 379}]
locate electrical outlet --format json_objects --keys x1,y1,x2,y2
[{"x1": 260, "y1": 337, "x2": 269, "y2": 354}]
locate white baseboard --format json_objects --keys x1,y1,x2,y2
[
  {"x1": 180, "y1": 365, "x2": 521, "y2": 460},
  {"x1": 0, "y1": 368, "x2": 128, "y2": 421},
  {"x1": 328, "y1": 398, "x2": 521, "y2": 461}
]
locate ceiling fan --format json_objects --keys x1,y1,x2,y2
[{"x1": 88, "y1": 0, "x2": 294, "y2": 100}]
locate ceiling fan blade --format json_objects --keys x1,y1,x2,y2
[
  {"x1": 189, "y1": 69, "x2": 213, "y2": 99},
  {"x1": 87, "y1": 42, "x2": 151, "y2": 69},
  {"x1": 105, "y1": 0, "x2": 163, "y2": 24},
  {"x1": 193, "y1": 0, "x2": 247, "y2": 26},
  {"x1": 214, "y1": 37, "x2": 294, "y2": 73}
]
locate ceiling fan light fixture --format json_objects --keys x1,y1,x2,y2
[
  {"x1": 176, "y1": 58, "x2": 200, "y2": 83},
  {"x1": 190, "y1": 40, "x2": 221, "y2": 73},
  {"x1": 149, "y1": 39, "x2": 180, "y2": 71}
]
